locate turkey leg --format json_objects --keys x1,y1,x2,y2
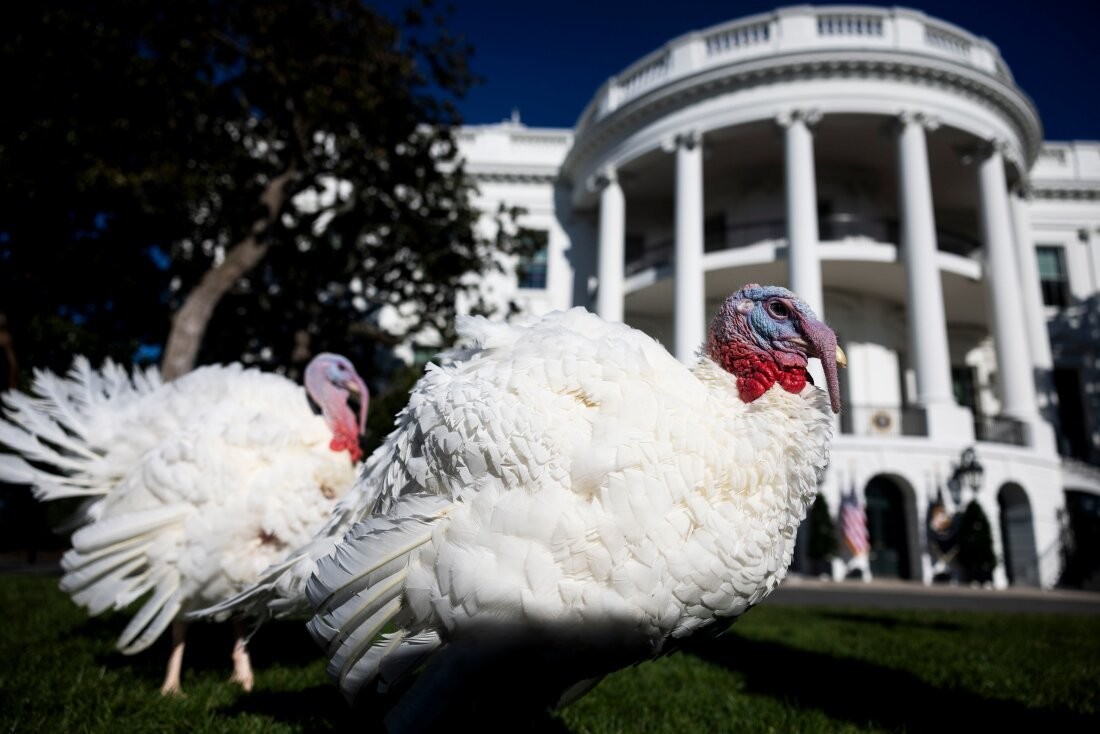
[
  {"x1": 229, "y1": 620, "x2": 255, "y2": 692},
  {"x1": 159, "y1": 620, "x2": 188, "y2": 695}
]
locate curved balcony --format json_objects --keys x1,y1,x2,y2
[
  {"x1": 841, "y1": 404, "x2": 928, "y2": 438},
  {"x1": 564, "y1": 4, "x2": 1041, "y2": 196},
  {"x1": 975, "y1": 416, "x2": 1030, "y2": 447},
  {"x1": 839, "y1": 406, "x2": 1029, "y2": 446},
  {"x1": 576, "y1": 5, "x2": 1015, "y2": 137},
  {"x1": 623, "y1": 214, "x2": 981, "y2": 277}
]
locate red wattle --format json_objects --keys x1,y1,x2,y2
[
  {"x1": 329, "y1": 430, "x2": 362, "y2": 463},
  {"x1": 777, "y1": 368, "x2": 808, "y2": 395},
  {"x1": 710, "y1": 339, "x2": 808, "y2": 404}
]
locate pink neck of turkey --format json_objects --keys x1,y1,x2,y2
[{"x1": 304, "y1": 358, "x2": 367, "y2": 462}]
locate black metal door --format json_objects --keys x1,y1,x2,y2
[{"x1": 866, "y1": 478, "x2": 911, "y2": 579}]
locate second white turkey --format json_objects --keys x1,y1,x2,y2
[{"x1": 0, "y1": 352, "x2": 368, "y2": 694}]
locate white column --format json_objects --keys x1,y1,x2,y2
[
  {"x1": 778, "y1": 109, "x2": 824, "y2": 317},
  {"x1": 596, "y1": 168, "x2": 625, "y2": 323},
  {"x1": 673, "y1": 131, "x2": 705, "y2": 362},
  {"x1": 1009, "y1": 189, "x2": 1053, "y2": 370},
  {"x1": 897, "y1": 113, "x2": 973, "y2": 442},
  {"x1": 974, "y1": 142, "x2": 1038, "y2": 423},
  {"x1": 1083, "y1": 227, "x2": 1100, "y2": 296},
  {"x1": 1010, "y1": 188, "x2": 1060, "y2": 437},
  {"x1": 896, "y1": 112, "x2": 955, "y2": 408}
]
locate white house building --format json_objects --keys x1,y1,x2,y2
[{"x1": 454, "y1": 5, "x2": 1100, "y2": 589}]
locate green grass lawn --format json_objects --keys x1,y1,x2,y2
[{"x1": 1, "y1": 573, "x2": 1098, "y2": 733}]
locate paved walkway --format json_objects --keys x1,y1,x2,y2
[
  {"x1": 5, "y1": 554, "x2": 1099, "y2": 614},
  {"x1": 773, "y1": 574, "x2": 1100, "y2": 614}
]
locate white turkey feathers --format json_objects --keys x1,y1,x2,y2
[
  {"x1": 196, "y1": 283, "x2": 845, "y2": 729},
  {"x1": 0, "y1": 352, "x2": 368, "y2": 694}
]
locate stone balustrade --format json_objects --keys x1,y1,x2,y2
[{"x1": 577, "y1": 5, "x2": 1012, "y2": 135}]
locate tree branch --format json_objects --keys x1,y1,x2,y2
[{"x1": 160, "y1": 165, "x2": 298, "y2": 380}]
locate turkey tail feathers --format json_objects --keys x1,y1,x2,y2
[
  {"x1": 306, "y1": 493, "x2": 450, "y2": 702},
  {"x1": 0, "y1": 357, "x2": 162, "y2": 502},
  {"x1": 116, "y1": 571, "x2": 183, "y2": 654},
  {"x1": 69, "y1": 505, "x2": 189, "y2": 553},
  {"x1": 0, "y1": 422, "x2": 93, "y2": 489},
  {"x1": 0, "y1": 457, "x2": 100, "y2": 501},
  {"x1": 0, "y1": 391, "x2": 98, "y2": 460},
  {"x1": 58, "y1": 504, "x2": 189, "y2": 654},
  {"x1": 59, "y1": 540, "x2": 147, "y2": 609}
]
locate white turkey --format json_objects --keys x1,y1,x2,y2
[
  {"x1": 0, "y1": 353, "x2": 368, "y2": 695},
  {"x1": 198, "y1": 282, "x2": 846, "y2": 729}
]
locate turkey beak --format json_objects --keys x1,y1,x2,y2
[
  {"x1": 345, "y1": 375, "x2": 369, "y2": 436},
  {"x1": 799, "y1": 318, "x2": 844, "y2": 414}
]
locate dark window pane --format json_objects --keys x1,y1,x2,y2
[
  {"x1": 1036, "y1": 246, "x2": 1068, "y2": 308},
  {"x1": 951, "y1": 366, "x2": 979, "y2": 414},
  {"x1": 517, "y1": 229, "x2": 549, "y2": 290}
]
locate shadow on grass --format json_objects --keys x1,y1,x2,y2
[
  {"x1": 72, "y1": 612, "x2": 561, "y2": 733},
  {"x1": 682, "y1": 633, "x2": 1096, "y2": 732},
  {"x1": 247, "y1": 618, "x2": 333, "y2": 667},
  {"x1": 816, "y1": 610, "x2": 964, "y2": 632},
  {"x1": 83, "y1": 615, "x2": 330, "y2": 685},
  {"x1": 218, "y1": 681, "x2": 571, "y2": 733},
  {"x1": 219, "y1": 684, "x2": 359, "y2": 732}
]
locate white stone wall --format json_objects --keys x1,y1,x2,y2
[
  {"x1": 1027, "y1": 142, "x2": 1100, "y2": 467},
  {"x1": 455, "y1": 122, "x2": 575, "y2": 320}
]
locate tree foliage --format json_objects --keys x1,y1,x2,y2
[
  {"x1": 957, "y1": 500, "x2": 996, "y2": 584},
  {"x1": 0, "y1": 0, "x2": 524, "y2": 386},
  {"x1": 807, "y1": 494, "x2": 838, "y2": 563},
  {"x1": 1057, "y1": 491, "x2": 1100, "y2": 591}
]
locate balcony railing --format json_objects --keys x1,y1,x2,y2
[
  {"x1": 576, "y1": 5, "x2": 1012, "y2": 135},
  {"x1": 975, "y1": 416, "x2": 1030, "y2": 447},
  {"x1": 624, "y1": 215, "x2": 981, "y2": 275},
  {"x1": 625, "y1": 242, "x2": 673, "y2": 276},
  {"x1": 841, "y1": 404, "x2": 928, "y2": 437}
]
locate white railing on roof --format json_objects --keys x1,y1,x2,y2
[
  {"x1": 1039, "y1": 146, "x2": 1068, "y2": 165},
  {"x1": 510, "y1": 131, "x2": 573, "y2": 147},
  {"x1": 924, "y1": 24, "x2": 971, "y2": 58},
  {"x1": 617, "y1": 52, "x2": 671, "y2": 104},
  {"x1": 1031, "y1": 142, "x2": 1100, "y2": 184},
  {"x1": 705, "y1": 19, "x2": 771, "y2": 56},
  {"x1": 817, "y1": 12, "x2": 884, "y2": 37},
  {"x1": 576, "y1": 5, "x2": 1013, "y2": 135}
]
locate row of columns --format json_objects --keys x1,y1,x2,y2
[{"x1": 593, "y1": 110, "x2": 1050, "y2": 441}]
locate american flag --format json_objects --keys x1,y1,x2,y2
[{"x1": 840, "y1": 488, "x2": 869, "y2": 557}]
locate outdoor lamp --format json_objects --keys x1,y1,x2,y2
[{"x1": 951, "y1": 447, "x2": 984, "y2": 503}]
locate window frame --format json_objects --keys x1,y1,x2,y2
[
  {"x1": 515, "y1": 228, "x2": 549, "y2": 291},
  {"x1": 1035, "y1": 244, "x2": 1069, "y2": 308}
]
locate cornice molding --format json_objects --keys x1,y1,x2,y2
[{"x1": 562, "y1": 50, "x2": 1042, "y2": 185}]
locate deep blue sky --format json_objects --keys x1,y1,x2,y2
[{"x1": 377, "y1": 0, "x2": 1099, "y2": 141}]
